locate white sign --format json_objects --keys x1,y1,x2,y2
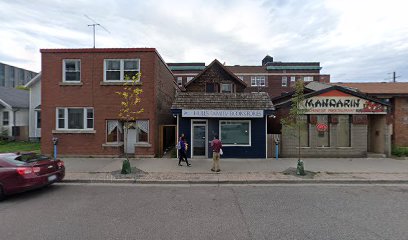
[{"x1": 182, "y1": 109, "x2": 264, "y2": 118}]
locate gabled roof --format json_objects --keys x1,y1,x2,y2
[
  {"x1": 24, "y1": 72, "x2": 41, "y2": 88},
  {"x1": 0, "y1": 87, "x2": 29, "y2": 109},
  {"x1": 333, "y1": 82, "x2": 408, "y2": 95},
  {"x1": 172, "y1": 92, "x2": 274, "y2": 110},
  {"x1": 184, "y1": 59, "x2": 247, "y2": 88},
  {"x1": 274, "y1": 85, "x2": 390, "y2": 108}
]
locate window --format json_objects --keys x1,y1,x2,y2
[
  {"x1": 299, "y1": 115, "x2": 309, "y2": 147},
  {"x1": 336, "y1": 115, "x2": 351, "y2": 147},
  {"x1": 177, "y1": 77, "x2": 182, "y2": 87},
  {"x1": 136, "y1": 120, "x2": 149, "y2": 143},
  {"x1": 315, "y1": 115, "x2": 329, "y2": 147},
  {"x1": 220, "y1": 120, "x2": 250, "y2": 146},
  {"x1": 251, "y1": 76, "x2": 265, "y2": 87},
  {"x1": 237, "y1": 76, "x2": 244, "y2": 80},
  {"x1": 56, "y1": 108, "x2": 94, "y2": 130},
  {"x1": 104, "y1": 59, "x2": 140, "y2": 82},
  {"x1": 186, "y1": 76, "x2": 194, "y2": 82},
  {"x1": 282, "y1": 76, "x2": 288, "y2": 87},
  {"x1": 290, "y1": 76, "x2": 296, "y2": 82},
  {"x1": 36, "y1": 111, "x2": 41, "y2": 129},
  {"x1": 206, "y1": 83, "x2": 215, "y2": 93},
  {"x1": 304, "y1": 76, "x2": 313, "y2": 82},
  {"x1": 63, "y1": 59, "x2": 81, "y2": 82},
  {"x1": 221, "y1": 83, "x2": 232, "y2": 93},
  {"x1": 2, "y1": 111, "x2": 9, "y2": 125},
  {"x1": 106, "y1": 120, "x2": 123, "y2": 143}
]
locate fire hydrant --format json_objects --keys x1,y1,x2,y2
[{"x1": 297, "y1": 159, "x2": 305, "y2": 176}]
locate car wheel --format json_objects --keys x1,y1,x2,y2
[{"x1": 0, "y1": 186, "x2": 5, "y2": 201}]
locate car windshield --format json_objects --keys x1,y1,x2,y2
[{"x1": 14, "y1": 153, "x2": 50, "y2": 163}]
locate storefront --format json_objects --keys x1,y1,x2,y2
[
  {"x1": 172, "y1": 92, "x2": 274, "y2": 158},
  {"x1": 275, "y1": 86, "x2": 391, "y2": 157}
]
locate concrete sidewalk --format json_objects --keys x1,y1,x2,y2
[{"x1": 62, "y1": 157, "x2": 408, "y2": 184}]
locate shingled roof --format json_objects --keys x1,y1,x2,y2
[
  {"x1": 172, "y1": 92, "x2": 274, "y2": 110},
  {"x1": 0, "y1": 87, "x2": 29, "y2": 109}
]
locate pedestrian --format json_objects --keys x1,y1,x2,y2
[
  {"x1": 177, "y1": 133, "x2": 185, "y2": 162},
  {"x1": 210, "y1": 135, "x2": 222, "y2": 172},
  {"x1": 178, "y1": 136, "x2": 191, "y2": 167}
]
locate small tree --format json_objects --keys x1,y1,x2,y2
[
  {"x1": 116, "y1": 73, "x2": 144, "y2": 174},
  {"x1": 280, "y1": 80, "x2": 308, "y2": 175}
]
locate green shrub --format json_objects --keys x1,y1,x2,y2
[{"x1": 392, "y1": 146, "x2": 408, "y2": 157}]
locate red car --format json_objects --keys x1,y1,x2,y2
[{"x1": 0, "y1": 153, "x2": 65, "y2": 200}]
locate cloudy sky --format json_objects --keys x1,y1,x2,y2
[{"x1": 0, "y1": 0, "x2": 407, "y2": 82}]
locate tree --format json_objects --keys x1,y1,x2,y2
[
  {"x1": 280, "y1": 80, "x2": 308, "y2": 175},
  {"x1": 116, "y1": 73, "x2": 144, "y2": 174}
]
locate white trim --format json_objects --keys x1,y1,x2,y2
[
  {"x1": 219, "y1": 120, "x2": 251, "y2": 147},
  {"x1": 0, "y1": 99, "x2": 12, "y2": 109},
  {"x1": 251, "y1": 76, "x2": 266, "y2": 87},
  {"x1": 62, "y1": 59, "x2": 81, "y2": 83},
  {"x1": 103, "y1": 59, "x2": 140, "y2": 82},
  {"x1": 191, "y1": 119, "x2": 208, "y2": 158},
  {"x1": 24, "y1": 72, "x2": 41, "y2": 88}
]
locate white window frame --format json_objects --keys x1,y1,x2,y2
[
  {"x1": 62, "y1": 59, "x2": 81, "y2": 82},
  {"x1": 56, "y1": 107, "x2": 94, "y2": 130},
  {"x1": 104, "y1": 59, "x2": 140, "y2": 82},
  {"x1": 221, "y1": 83, "x2": 232, "y2": 93},
  {"x1": 177, "y1": 77, "x2": 183, "y2": 87},
  {"x1": 106, "y1": 120, "x2": 123, "y2": 144},
  {"x1": 186, "y1": 76, "x2": 194, "y2": 82},
  {"x1": 251, "y1": 76, "x2": 265, "y2": 87},
  {"x1": 2, "y1": 111, "x2": 9, "y2": 126},
  {"x1": 219, "y1": 120, "x2": 251, "y2": 147},
  {"x1": 290, "y1": 76, "x2": 296, "y2": 82},
  {"x1": 35, "y1": 110, "x2": 41, "y2": 129},
  {"x1": 304, "y1": 76, "x2": 313, "y2": 82},
  {"x1": 282, "y1": 76, "x2": 288, "y2": 87}
]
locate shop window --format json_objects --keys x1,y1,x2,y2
[
  {"x1": 336, "y1": 115, "x2": 351, "y2": 147},
  {"x1": 106, "y1": 120, "x2": 123, "y2": 143},
  {"x1": 315, "y1": 115, "x2": 329, "y2": 147},
  {"x1": 220, "y1": 120, "x2": 250, "y2": 146}
]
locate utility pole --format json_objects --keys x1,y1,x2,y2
[
  {"x1": 85, "y1": 15, "x2": 110, "y2": 48},
  {"x1": 386, "y1": 72, "x2": 401, "y2": 82}
]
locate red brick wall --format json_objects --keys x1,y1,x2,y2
[
  {"x1": 393, "y1": 97, "x2": 408, "y2": 147},
  {"x1": 41, "y1": 50, "x2": 173, "y2": 156}
]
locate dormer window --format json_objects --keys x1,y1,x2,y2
[{"x1": 221, "y1": 83, "x2": 233, "y2": 93}]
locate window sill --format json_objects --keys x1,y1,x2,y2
[
  {"x1": 296, "y1": 147, "x2": 311, "y2": 149},
  {"x1": 102, "y1": 142, "x2": 124, "y2": 147},
  {"x1": 52, "y1": 130, "x2": 96, "y2": 134},
  {"x1": 59, "y1": 82, "x2": 83, "y2": 86},
  {"x1": 316, "y1": 147, "x2": 331, "y2": 149},
  {"x1": 100, "y1": 81, "x2": 142, "y2": 86},
  {"x1": 336, "y1": 147, "x2": 352, "y2": 149},
  {"x1": 135, "y1": 142, "x2": 151, "y2": 148}
]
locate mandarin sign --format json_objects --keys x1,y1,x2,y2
[
  {"x1": 302, "y1": 90, "x2": 387, "y2": 114},
  {"x1": 182, "y1": 109, "x2": 264, "y2": 118}
]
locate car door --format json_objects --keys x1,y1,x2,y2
[{"x1": 0, "y1": 160, "x2": 17, "y2": 193}]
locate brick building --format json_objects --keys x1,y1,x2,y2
[
  {"x1": 335, "y1": 82, "x2": 408, "y2": 147},
  {"x1": 168, "y1": 55, "x2": 330, "y2": 98},
  {"x1": 40, "y1": 48, "x2": 176, "y2": 157}
]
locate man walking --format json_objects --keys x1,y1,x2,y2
[{"x1": 210, "y1": 135, "x2": 222, "y2": 172}]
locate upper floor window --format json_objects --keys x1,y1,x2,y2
[
  {"x1": 251, "y1": 76, "x2": 265, "y2": 87},
  {"x1": 282, "y1": 76, "x2": 288, "y2": 87},
  {"x1": 177, "y1": 77, "x2": 183, "y2": 87},
  {"x1": 304, "y1": 76, "x2": 313, "y2": 82},
  {"x1": 290, "y1": 76, "x2": 296, "y2": 82},
  {"x1": 104, "y1": 59, "x2": 140, "y2": 82},
  {"x1": 63, "y1": 59, "x2": 81, "y2": 82},
  {"x1": 56, "y1": 107, "x2": 94, "y2": 130},
  {"x1": 221, "y1": 83, "x2": 233, "y2": 93},
  {"x1": 237, "y1": 75, "x2": 244, "y2": 80},
  {"x1": 186, "y1": 76, "x2": 194, "y2": 82},
  {"x1": 2, "y1": 111, "x2": 9, "y2": 126}
]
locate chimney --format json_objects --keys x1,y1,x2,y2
[{"x1": 262, "y1": 55, "x2": 274, "y2": 66}]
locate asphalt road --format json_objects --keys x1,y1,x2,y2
[{"x1": 1, "y1": 184, "x2": 407, "y2": 240}]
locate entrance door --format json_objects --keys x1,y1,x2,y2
[
  {"x1": 192, "y1": 120, "x2": 207, "y2": 158},
  {"x1": 125, "y1": 125, "x2": 137, "y2": 154}
]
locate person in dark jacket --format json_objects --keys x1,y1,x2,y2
[{"x1": 178, "y1": 136, "x2": 191, "y2": 167}]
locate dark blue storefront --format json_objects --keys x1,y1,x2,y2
[{"x1": 172, "y1": 109, "x2": 273, "y2": 158}]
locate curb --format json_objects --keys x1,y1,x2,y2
[{"x1": 62, "y1": 179, "x2": 408, "y2": 184}]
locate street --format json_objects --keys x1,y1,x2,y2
[{"x1": 1, "y1": 184, "x2": 407, "y2": 240}]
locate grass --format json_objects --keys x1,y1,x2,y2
[{"x1": 0, "y1": 140, "x2": 40, "y2": 153}]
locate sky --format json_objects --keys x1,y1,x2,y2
[{"x1": 0, "y1": 0, "x2": 407, "y2": 82}]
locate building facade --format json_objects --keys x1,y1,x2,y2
[
  {"x1": 169, "y1": 55, "x2": 330, "y2": 98},
  {"x1": 24, "y1": 73, "x2": 42, "y2": 141},
  {"x1": 40, "y1": 48, "x2": 176, "y2": 157},
  {"x1": 171, "y1": 60, "x2": 274, "y2": 158},
  {"x1": 0, "y1": 62, "x2": 37, "y2": 88}
]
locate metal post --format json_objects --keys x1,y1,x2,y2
[
  {"x1": 54, "y1": 144, "x2": 57, "y2": 160},
  {"x1": 275, "y1": 143, "x2": 279, "y2": 160}
]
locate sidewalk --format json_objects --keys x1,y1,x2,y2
[{"x1": 62, "y1": 157, "x2": 408, "y2": 184}]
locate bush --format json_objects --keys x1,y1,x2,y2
[{"x1": 392, "y1": 146, "x2": 408, "y2": 157}]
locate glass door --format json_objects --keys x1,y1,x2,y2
[{"x1": 192, "y1": 120, "x2": 207, "y2": 157}]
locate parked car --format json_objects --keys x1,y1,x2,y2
[{"x1": 0, "y1": 152, "x2": 65, "y2": 200}]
